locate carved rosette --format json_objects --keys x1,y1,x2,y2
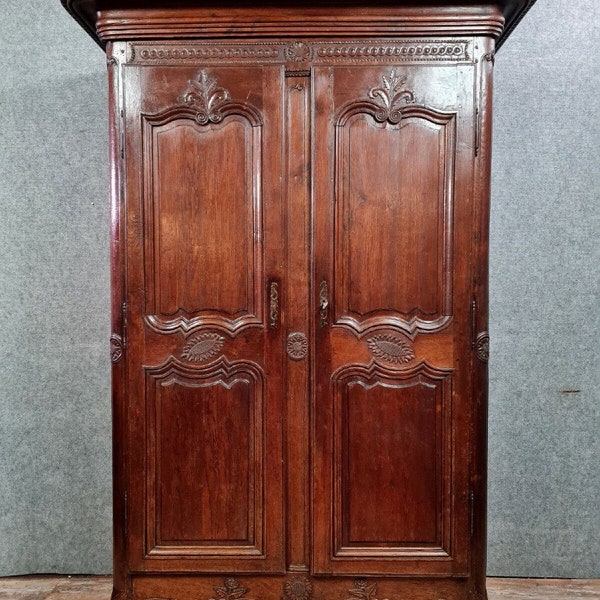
[
  {"x1": 283, "y1": 576, "x2": 313, "y2": 600},
  {"x1": 182, "y1": 70, "x2": 231, "y2": 125},
  {"x1": 209, "y1": 578, "x2": 254, "y2": 600},
  {"x1": 181, "y1": 333, "x2": 225, "y2": 362},
  {"x1": 368, "y1": 70, "x2": 415, "y2": 123},
  {"x1": 285, "y1": 41, "x2": 312, "y2": 62},
  {"x1": 110, "y1": 334, "x2": 123, "y2": 364},
  {"x1": 367, "y1": 334, "x2": 415, "y2": 364},
  {"x1": 345, "y1": 579, "x2": 389, "y2": 600},
  {"x1": 286, "y1": 332, "x2": 308, "y2": 361},
  {"x1": 475, "y1": 332, "x2": 490, "y2": 363}
]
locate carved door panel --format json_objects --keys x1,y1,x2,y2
[
  {"x1": 312, "y1": 65, "x2": 476, "y2": 576},
  {"x1": 122, "y1": 66, "x2": 285, "y2": 573}
]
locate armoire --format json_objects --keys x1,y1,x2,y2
[{"x1": 62, "y1": 2, "x2": 535, "y2": 599}]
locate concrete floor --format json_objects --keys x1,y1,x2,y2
[{"x1": 0, "y1": 576, "x2": 598, "y2": 599}]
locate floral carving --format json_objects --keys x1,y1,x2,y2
[
  {"x1": 345, "y1": 579, "x2": 388, "y2": 600},
  {"x1": 209, "y1": 578, "x2": 254, "y2": 600},
  {"x1": 285, "y1": 42, "x2": 312, "y2": 62},
  {"x1": 181, "y1": 333, "x2": 224, "y2": 362},
  {"x1": 286, "y1": 332, "x2": 308, "y2": 361},
  {"x1": 110, "y1": 333, "x2": 123, "y2": 364},
  {"x1": 283, "y1": 576, "x2": 313, "y2": 600},
  {"x1": 367, "y1": 334, "x2": 415, "y2": 364},
  {"x1": 475, "y1": 332, "x2": 489, "y2": 363},
  {"x1": 368, "y1": 70, "x2": 415, "y2": 123},
  {"x1": 182, "y1": 70, "x2": 231, "y2": 125}
]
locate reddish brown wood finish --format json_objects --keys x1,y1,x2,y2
[{"x1": 60, "y1": 2, "x2": 534, "y2": 599}]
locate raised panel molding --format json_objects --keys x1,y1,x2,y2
[
  {"x1": 334, "y1": 72, "x2": 456, "y2": 335},
  {"x1": 331, "y1": 361, "x2": 453, "y2": 560},
  {"x1": 144, "y1": 357, "x2": 265, "y2": 558},
  {"x1": 142, "y1": 70, "x2": 264, "y2": 336}
]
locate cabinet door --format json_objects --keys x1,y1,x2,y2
[
  {"x1": 312, "y1": 64, "x2": 475, "y2": 576},
  {"x1": 121, "y1": 65, "x2": 285, "y2": 573}
]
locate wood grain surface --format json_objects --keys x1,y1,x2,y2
[{"x1": 0, "y1": 577, "x2": 598, "y2": 599}]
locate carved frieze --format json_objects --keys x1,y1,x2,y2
[
  {"x1": 315, "y1": 40, "x2": 469, "y2": 61},
  {"x1": 129, "y1": 40, "x2": 471, "y2": 65}
]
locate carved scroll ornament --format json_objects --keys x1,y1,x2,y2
[
  {"x1": 367, "y1": 70, "x2": 415, "y2": 123},
  {"x1": 181, "y1": 70, "x2": 231, "y2": 124}
]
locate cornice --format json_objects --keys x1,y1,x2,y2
[{"x1": 61, "y1": 1, "x2": 536, "y2": 50}]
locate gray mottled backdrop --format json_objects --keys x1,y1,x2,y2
[{"x1": 0, "y1": 0, "x2": 598, "y2": 578}]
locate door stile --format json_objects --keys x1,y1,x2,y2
[{"x1": 283, "y1": 70, "x2": 313, "y2": 572}]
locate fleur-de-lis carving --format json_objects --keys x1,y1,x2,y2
[
  {"x1": 368, "y1": 70, "x2": 415, "y2": 124},
  {"x1": 182, "y1": 70, "x2": 231, "y2": 125}
]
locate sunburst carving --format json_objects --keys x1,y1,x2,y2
[
  {"x1": 368, "y1": 70, "x2": 415, "y2": 123},
  {"x1": 110, "y1": 333, "x2": 123, "y2": 364},
  {"x1": 181, "y1": 70, "x2": 231, "y2": 125},
  {"x1": 283, "y1": 576, "x2": 313, "y2": 600},
  {"x1": 285, "y1": 41, "x2": 312, "y2": 62},
  {"x1": 367, "y1": 334, "x2": 415, "y2": 364},
  {"x1": 475, "y1": 331, "x2": 489, "y2": 363},
  {"x1": 181, "y1": 333, "x2": 224, "y2": 362},
  {"x1": 286, "y1": 332, "x2": 308, "y2": 361}
]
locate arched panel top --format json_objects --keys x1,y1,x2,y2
[
  {"x1": 335, "y1": 70, "x2": 456, "y2": 128},
  {"x1": 145, "y1": 355, "x2": 265, "y2": 388},
  {"x1": 142, "y1": 70, "x2": 263, "y2": 127},
  {"x1": 332, "y1": 360, "x2": 454, "y2": 384}
]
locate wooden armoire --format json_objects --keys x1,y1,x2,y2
[{"x1": 62, "y1": 2, "x2": 535, "y2": 599}]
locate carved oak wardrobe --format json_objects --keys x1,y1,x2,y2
[{"x1": 62, "y1": 2, "x2": 536, "y2": 599}]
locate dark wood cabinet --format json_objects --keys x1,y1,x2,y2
[{"x1": 63, "y1": 2, "x2": 535, "y2": 599}]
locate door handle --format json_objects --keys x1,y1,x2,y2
[
  {"x1": 269, "y1": 281, "x2": 279, "y2": 329},
  {"x1": 319, "y1": 280, "x2": 329, "y2": 328}
]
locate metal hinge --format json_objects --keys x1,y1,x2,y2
[
  {"x1": 119, "y1": 109, "x2": 125, "y2": 159},
  {"x1": 469, "y1": 490, "x2": 475, "y2": 536},
  {"x1": 474, "y1": 108, "x2": 480, "y2": 157},
  {"x1": 121, "y1": 301, "x2": 127, "y2": 349},
  {"x1": 471, "y1": 298, "x2": 477, "y2": 348},
  {"x1": 124, "y1": 491, "x2": 128, "y2": 538}
]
